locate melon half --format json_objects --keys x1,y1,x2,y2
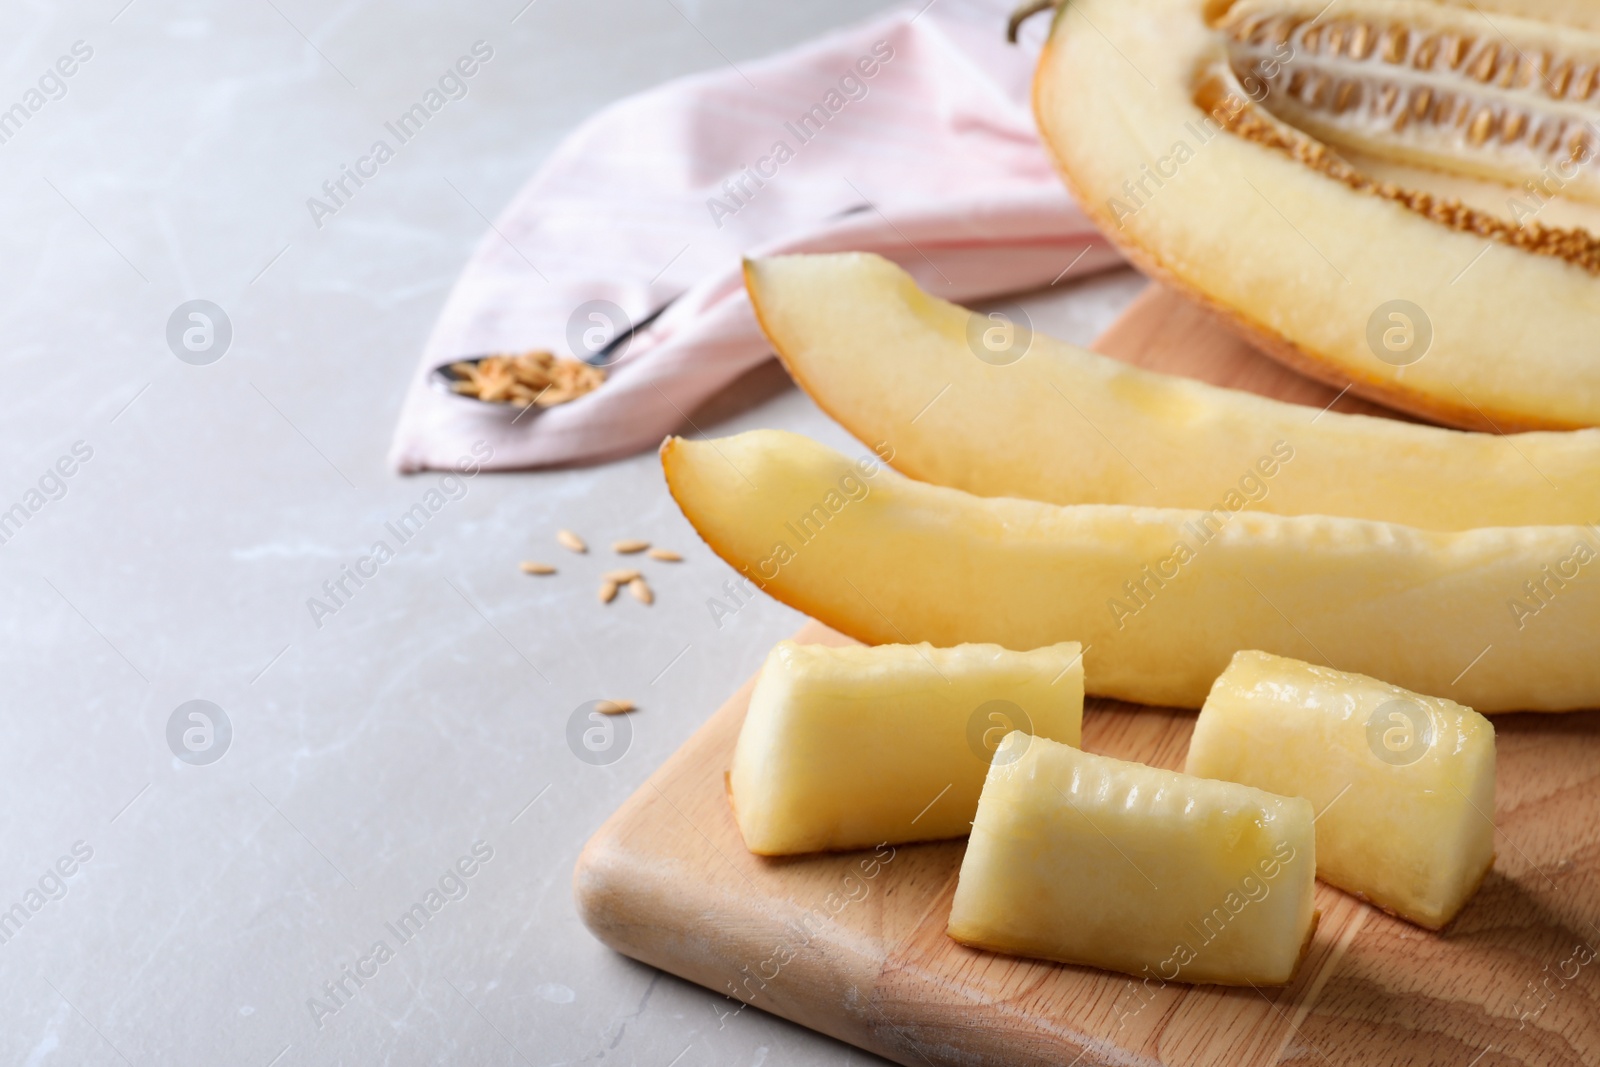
[{"x1": 1033, "y1": 0, "x2": 1600, "y2": 430}]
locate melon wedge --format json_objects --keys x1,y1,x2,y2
[
  {"x1": 660, "y1": 428, "x2": 1600, "y2": 712},
  {"x1": 746, "y1": 253, "x2": 1600, "y2": 529},
  {"x1": 729, "y1": 639, "x2": 1084, "y2": 855},
  {"x1": 1033, "y1": 0, "x2": 1600, "y2": 430},
  {"x1": 949, "y1": 733, "x2": 1317, "y2": 985},
  {"x1": 1186, "y1": 651, "x2": 1496, "y2": 928}
]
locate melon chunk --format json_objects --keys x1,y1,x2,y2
[
  {"x1": 1186, "y1": 651, "x2": 1497, "y2": 928},
  {"x1": 661, "y1": 428, "x2": 1600, "y2": 712},
  {"x1": 1033, "y1": 0, "x2": 1600, "y2": 430},
  {"x1": 729, "y1": 640, "x2": 1084, "y2": 855},
  {"x1": 949, "y1": 733, "x2": 1317, "y2": 986},
  {"x1": 746, "y1": 253, "x2": 1600, "y2": 529}
]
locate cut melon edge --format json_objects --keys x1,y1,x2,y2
[{"x1": 948, "y1": 899, "x2": 1324, "y2": 987}]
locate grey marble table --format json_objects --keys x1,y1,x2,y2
[{"x1": 0, "y1": 1, "x2": 1142, "y2": 1063}]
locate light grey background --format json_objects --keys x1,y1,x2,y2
[{"x1": 0, "y1": 1, "x2": 1142, "y2": 1063}]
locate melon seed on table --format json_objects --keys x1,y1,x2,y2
[
  {"x1": 512, "y1": 531, "x2": 683, "y2": 714},
  {"x1": 520, "y1": 530, "x2": 685, "y2": 609}
]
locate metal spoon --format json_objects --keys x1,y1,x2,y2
[{"x1": 429, "y1": 301, "x2": 673, "y2": 413}]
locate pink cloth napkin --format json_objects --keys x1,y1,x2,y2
[{"x1": 388, "y1": 0, "x2": 1125, "y2": 473}]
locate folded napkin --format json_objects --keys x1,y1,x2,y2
[{"x1": 388, "y1": 0, "x2": 1125, "y2": 472}]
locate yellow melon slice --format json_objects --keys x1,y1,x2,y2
[
  {"x1": 1032, "y1": 0, "x2": 1600, "y2": 430},
  {"x1": 949, "y1": 733, "x2": 1318, "y2": 985},
  {"x1": 729, "y1": 639, "x2": 1084, "y2": 855},
  {"x1": 746, "y1": 252, "x2": 1600, "y2": 529},
  {"x1": 660, "y1": 428, "x2": 1600, "y2": 712},
  {"x1": 1186, "y1": 651, "x2": 1496, "y2": 928}
]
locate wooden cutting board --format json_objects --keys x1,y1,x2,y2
[{"x1": 573, "y1": 285, "x2": 1600, "y2": 1066}]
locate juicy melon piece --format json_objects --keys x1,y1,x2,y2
[
  {"x1": 661, "y1": 428, "x2": 1600, "y2": 712},
  {"x1": 1033, "y1": 0, "x2": 1600, "y2": 430},
  {"x1": 745, "y1": 253, "x2": 1600, "y2": 529},
  {"x1": 729, "y1": 640, "x2": 1084, "y2": 855},
  {"x1": 949, "y1": 733, "x2": 1317, "y2": 985},
  {"x1": 1185, "y1": 651, "x2": 1497, "y2": 928}
]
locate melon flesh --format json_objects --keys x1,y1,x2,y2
[
  {"x1": 1034, "y1": 0, "x2": 1600, "y2": 430},
  {"x1": 660, "y1": 428, "x2": 1600, "y2": 712},
  {"x1": 1186, "y1": 651, "x2": 1496, "y2": 928},
  {"x1": 728, "y1": 640, "x2": 1083, "y2": 855},
  {"x1": 746, "y1": 253, "x2": 1600, "y2": 529},
  {"x1": 949, "y1": 732, "x2": 1317, "y2": 986}
]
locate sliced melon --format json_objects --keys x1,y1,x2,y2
[
  {"x1": 746, "y1": 253, "x2": 1600, "y2": 529},
  {"x1": 949, "y1": 732, "x2": 1317, "y2": 985},
  {"x1": 729, "y1": 639, "x2": 1084, "y2": 855},
  {"x1": 1186, "y1": 651, "x2": 1496, "y2": 928},
  {"x1": 1033, "y1": 0, "x2": 1600, "y2": 430},
  {"x1": 660, "y1": 428, "x2": 1600, "y2": 712}
]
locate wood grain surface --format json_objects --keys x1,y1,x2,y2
[{"x1": 573, "y1": 285, "x2": 1600, "y2": 1066}]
